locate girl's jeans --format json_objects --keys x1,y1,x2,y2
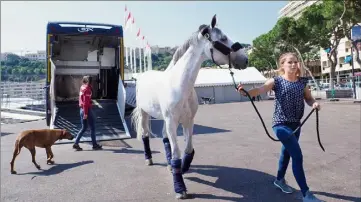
[
  {"x1": 75, "y1": 108, "x2": 97, "y2": 146},
  {"x1": 273, "y1": 122, "x2": 309, "y2": 196}
]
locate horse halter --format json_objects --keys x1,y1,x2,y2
[
  {"x1": 201, "y1": 28, "x2": 244, "y2": 90},
  {"x1": 201, "y1": 28, "x2": 243, "y2": 66}
]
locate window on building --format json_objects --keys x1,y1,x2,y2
[
  {"x1": 339, "y1": 56, "x2": 345, "y2": 64},
  {"x1": 322, "y1": 61, "x2": 328, "y2": 68},
  {"x1": 345, "y1": 40, "x2": 351, "y2": 49}
]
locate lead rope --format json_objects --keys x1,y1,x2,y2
[
  {"x1": 230, "y1": 68, "x2": 324, "y2": 151},
  {"x1": 211, "y1": 51, "x2": 325, "y2": 151}
]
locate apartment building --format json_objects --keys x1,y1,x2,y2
[
  {"x1": 150, "y1": 46, "x2": 172, "y2": 55},
  {"x1": 280, "y1": 1, "x2": 361, "y2": 81},
  {"x1": 24, "y1": 50, "x2": 46, "y2": 61},
  {"x1": 320, "y1": 33, "x2": 361, "y2": 81},
  {"x1": 278, "y1": 0, "x2": 320, "y2": 20}
]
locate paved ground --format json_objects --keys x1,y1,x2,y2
[
  {"x1": 1, "y1": 100, "x2": 360, "y2": 202},
  {"x1": 1, "y1": 111, "x2": 45, "y2": 125}
]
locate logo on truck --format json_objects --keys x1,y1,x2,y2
[{"x1": 78, "y1": 27, "x2": 94, "y2": 32}]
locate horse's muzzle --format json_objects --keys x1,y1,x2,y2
[{"x1": 232, "y1": 58, "x2": 248, "y2": 70}]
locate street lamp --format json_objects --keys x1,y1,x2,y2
[
  {"x1": 350, "y1": 23, "x2": 361, "y2": 99},
  {"x1": 350, "y1": 42, "x2": 356, "y2": 99},
  {"x1": 351, "y1": 40, "x2": 361, "y2": 99}
]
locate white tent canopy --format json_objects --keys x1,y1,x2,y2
[{"x1": 195, "y1": 67, "x2": 267, "y2": 87}]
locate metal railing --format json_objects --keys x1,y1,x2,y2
[
  {"x1": 1, "y1": 75, "x2": 46, "y2": 112},
  {"x1": 308, "y1": 76, "x2": 361, "y2": 99}
]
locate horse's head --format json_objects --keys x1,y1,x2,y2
[{"x1": 198, "y1": 15, "x2": 248, "y2": 70}]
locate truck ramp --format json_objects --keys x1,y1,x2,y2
[{"x1": 53, "y1": 99, "x2": 130, "y2": 144}]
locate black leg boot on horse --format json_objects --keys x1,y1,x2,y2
[
  {"x1": 142, "y1": 136, "x2": 153, "y2": 165},
  {"x1": 171, "y1": 159, "x2": 188, "y2": 199},
  {"x1": 182, "y1": 149, "x2": 195, "y2": 174},
  {"x1": 163, "y1": 137, "x2": 172, "y2": 172}
]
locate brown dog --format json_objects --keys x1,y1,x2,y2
[{"x1": 10, "y1": 129, "x2": 74, "y2": 174}]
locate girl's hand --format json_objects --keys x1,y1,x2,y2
[{"x1": 312, "y1": 102, "x2": 321, "y2": 111}]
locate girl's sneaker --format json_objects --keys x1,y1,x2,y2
[
  {"x1": 303, "y1": 191, "x2": 324, "y2": 202},
  {"x1": 274, "y1": 178, "x2": 293, "y2": 194}
]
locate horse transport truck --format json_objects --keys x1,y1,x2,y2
[{"x1": 45, "y1": 22, "x2": 131, "y2": 143}]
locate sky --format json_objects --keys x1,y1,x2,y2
[{"x1": 1, "y1": 1, "x2": 287, "y2": 54}]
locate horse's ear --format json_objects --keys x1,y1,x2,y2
[
  {"x1": 199, "y1": 24, "x2": 209, "y2": 37},
  {"x1": 211, "y1": 14, "x2": 217, "y2": 28},
  {"x1": 199, "y1": 24, "x2": 208, "y2": 32}
]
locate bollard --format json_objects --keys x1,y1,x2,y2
[{"x1": 329, "y1": 88, "x2": 339, "y2": 102}]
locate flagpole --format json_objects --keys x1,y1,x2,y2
[
  {"x1": 124, "y1": 6, "x2": 153, "y2": 75},
  {"x1": 139, "y1": 45, "x2": 142, "y2": 73},
  {"x1": 143, "y1": 37, "x2": 146, "y2": 72},
  {"x1": 136, "y1": 29, "x2": 142, "y2": 73},
  {"x1": 133, "y1": 47, "x2": 136, "y2": 73},
  {"x1": 147, "y1": 43, "x2": 152, "y2": 71}
]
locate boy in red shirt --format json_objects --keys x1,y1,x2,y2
[{"x1": 73, "y1": 76, "x2": 102, "y2": 151}]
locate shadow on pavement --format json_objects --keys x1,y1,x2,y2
[
  {"x1": 180, "y1": 164, "x2": 359, "y2": 202},
  {"x1": 1, "y1": 132, "x2": 13, "y2": 137},
  {"x1": 86, "y1": 148, "x2": 161, "y2": 155},
  {"x1": 184, "y1": 164, "x2": 299, "y2": 202},
  {"x1": 125, "y1": 116, "x2": 231, "y2": 139},
  {"x1": 313, "y1": 191, "x2": 361, "y2": 202},
  {"x1": 17, "y1": 160, "x2": 94, "y2": 176}
]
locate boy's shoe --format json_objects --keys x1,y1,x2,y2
[
  {"x1": 303, "y1": 191, "x2": 323, "y2": 202},
  {"x1": 73, "y1": 144, "x2": 83, "y2": 151},
  {"x1": 274, "y1": 178, "x2": 293, "y2": 194},
  {"x1": 92, "y1": 144, "x2": 103, "y2": 150}
]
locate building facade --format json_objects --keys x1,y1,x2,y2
[
  {"x1": 24, "y1": 50, "x2": 46, "y2": 61},
  {"x1": 320, "y1": 36, "x2": 361, "y2": 81},
  {"x1": 279, "y1": 1, "x2": 361, "y2": 82},
  {"x1": 150, "y1": 46, "x2": 172, "y2": 55},
  {"x1": 278, "y1": 0, "x2": 320, "y2": 20}
]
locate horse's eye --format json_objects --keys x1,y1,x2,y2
[{"x1": 221, "y1": 36, "x2": 227, "y2": 42}]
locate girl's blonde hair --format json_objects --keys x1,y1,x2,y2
[{"x1": 277, "y1": 52, "x2": 302, "y2": 77}]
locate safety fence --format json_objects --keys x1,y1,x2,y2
[
  {"x1": 1, "y1": 77, "x2": 46, "y2": 112},
  {"x1": 308, "y1": 76, "x2": 361, "y2": 99}
]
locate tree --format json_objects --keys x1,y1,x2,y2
[
  {"x1": 18, "y1": 66, "x2": 28, "y2": 75},
  {"x1": 201, "y1": 60, "x2": 215, "y2": 68},
  {"x1": 341, "y1": 0, "x2": 361, "y2": 66},
  {"x1": 273, "y1": 17, "x2": 320, "y2": 90},
  {"x1": 299, "y1": 3, "x2": 345, "y2": 89},
  {"x1": 5, "y1": 53, "x2": 21, "y2": 66},
  {"x1": 11, "y1": 68, "x2": 19, "y2": 75},
  {"x1": 1, "y1": 53, "x2": 47, "y2": 81},
  {"x1": 249, "y1": 30, "x2": 279, "y2": 73}
]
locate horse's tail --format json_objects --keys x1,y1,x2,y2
[
  {"x1": 130, "y1": 76, "x2": 156, "y2": 141},
  {"x1": 130, "y1": 105, "x2": 144, "y2": 141},
  {"x1": 131, "y1": 77, "x2": 143, "y2": 141}
]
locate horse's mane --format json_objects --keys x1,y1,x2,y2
[{"x1": 165, "y1": 24, "x2": 208, "y2": 71}]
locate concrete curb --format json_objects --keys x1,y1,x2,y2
[
  {"x1": 1, "y1": 117, "x2": 46, "y2": 125},
  {"x1": 1, "y1": 108, "x2": 46, "y2": 116}
]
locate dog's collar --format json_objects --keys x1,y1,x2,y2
[{"x1": 60, "y1": 130, "x2": 65, "y2": 140}]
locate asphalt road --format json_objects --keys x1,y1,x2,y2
[{"x1": 1, "y1": 101, "x2": 360, "y2": 202}]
